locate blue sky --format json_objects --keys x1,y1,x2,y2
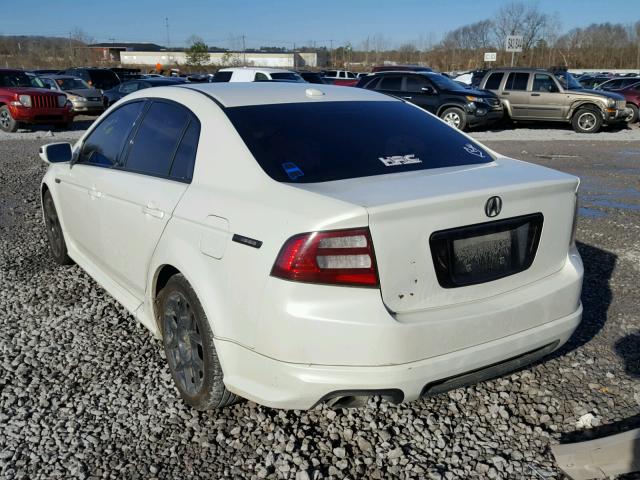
[{"x1": 7, "y1": 0, "x2": 639, "y2": 48}]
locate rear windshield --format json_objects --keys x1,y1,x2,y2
[{"x1": 225, "y1": 101, "x2": 492, "y2": 183}]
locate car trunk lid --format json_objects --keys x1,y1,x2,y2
[{"x1": 294, "y1": 157, "x2": 578, "y2": 313}]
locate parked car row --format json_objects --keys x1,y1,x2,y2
[{"x1": 1, "y1": 64, "x2": 637, "y2": 133}]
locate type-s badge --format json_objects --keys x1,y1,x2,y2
[
  {"x1": 379, "y1": 154, "x2": 422, "y2": 167},
  {"x1": 463, "y1": 143, "x2": 485, "y2": 158}
]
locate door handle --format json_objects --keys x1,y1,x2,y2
[
  {"x1": 531, "y1": 93, "x2": 541, "y2": 96},
  {"x1": 142, "y1": 206, "x2": 165, "y2": 219},
  {"x1": 502, "y1": 92, "x2": 510, "y2": 95},
  {"x1": 88, "y1": 189, "x2": 102, "y2": 199},
  {"x1": 401, "y1": 96, "x2": 413, "y2": 100}
]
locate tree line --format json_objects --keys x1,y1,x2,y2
[{"x1": 1, "y1": 2, "x2": 639, "y2": 72}]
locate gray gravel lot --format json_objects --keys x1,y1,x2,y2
[{"x1": 0, "y1": 135, "x2": 639, "y2": 479}]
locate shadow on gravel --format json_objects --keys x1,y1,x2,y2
[
  {"x1": 17, "y1": 118, "x2": 96, "y2": 133},
  {"x1": 549, "y1": 241, "x2": 617, "y2": 360}
]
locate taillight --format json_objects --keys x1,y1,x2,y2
[{"x1": 271, "y1": 228, "x2": 379, "y2": 287}]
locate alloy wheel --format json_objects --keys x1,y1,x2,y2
[
  {"x1": 0, "y1": 110, "x2": 10, "y2": 130},
  {"x1": 577, "y1": 112, "x2": 597, "y2": 131},
  {"x1": 443, "y1": 111, "x2": 461, "y2": 128},
  {"x1": 163, "y1": 292, "x2": 205, "y2": 396}
]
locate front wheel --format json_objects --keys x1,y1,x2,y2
[
  {"x1": 571, "y1": 108, "x2": 602, "y2": 133},
  {"x1": 0, "y1": 105, "x2": 19, "y2": 133},
  {"x1": 439, "y1": 107, "x2": 467, "y2": 131},
  {"x1": 625, "y1": 103, "x2": 638, "y2": 124},
  {"x1": 158, "y1": 274, "x2": 240, "y2": 410},
  {"x1": 43, "y1": 190, "x2": 73, "y2": 265}
]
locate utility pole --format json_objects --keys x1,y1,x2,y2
[
  {"x1": 329, "y1": 39, "x2": 333, "y2": 67},
  {"x1": 242, "y1": 35, "x2": 246, "y2": 66},
  {"x1": 165, "y1": 17, "x2": 170, "y2": 49}
]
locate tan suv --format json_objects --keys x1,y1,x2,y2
[{"x1": 479, "y1": 68, "x2": 631, "y2": 133}]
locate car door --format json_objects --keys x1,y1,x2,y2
[
  {"x1": 95, "y1": 99, "x2": 199, "y2": 299},
  {"x1": 403, "y1": 74, "x2": 440, "y2": 113},
  {"x1": 502, "y1": 72, "x2": 530, "y2": 119},
  {"x1": 55, "y1": 101, "x2": 145, "y2": 263},
  {"x1": 529, "y1": 73, "x2": 565, "y2": 119}
]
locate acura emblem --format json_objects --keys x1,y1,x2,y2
[{"x1": 485, "y1": 196, "x2": 502, "y2": 217}]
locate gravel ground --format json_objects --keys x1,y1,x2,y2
[{"x1": 0, "y1": 138, "x2": 639, "y2": 479}]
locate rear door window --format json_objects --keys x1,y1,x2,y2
[
  {"x1": 123, "y1": 101, "x2": 191, "y2": 178},
  {"x1": 505, "y1": 72, "x2": 529, "y2": 91},
  {"x1": 255, "y1": 72, "x2": 269, "y2": 81},
  {"x1": 377, "y1": 75, "x2": 403, "y2": 91},
  {"x1": 80, "y1": 101, "x2": 145, "y2": 167},
  {"x1": 225, "y1": 101, "x2": 492, "y2": 183},
  {"x1": 170, "y1": 121, "x2": 200, "y2": 181},
  {"x1": 484, "y1": 72, "x2": 504, "y2": 90}
]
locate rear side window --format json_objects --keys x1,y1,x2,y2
[
  {"x1": 505, "y1": 72, "x2": 529, "y2": 91},
  {"x1": 225, "y1": 101, "x2": 492, "y2": 183},
  {"x1": 271, "y1": 72, "x2": 302, "y2": 81},
  {"x1": 484, "y1": 72, "x2": 504, "y2": 90},
  {"x1": 377, "y1": 76, "x2": 402, "y2": 91},
  {"x1": 255, "y1": 72, "x2": 269, "y2": 81},
  {"x1": 80, "y1": 101, "x2": 144, "y2": 167},
  {"x1": 124, "y1": 101, "x2": 190, "y2": 178},
  {"x1": 170, "y1": 121, "x2": 200, "y2": 181}
]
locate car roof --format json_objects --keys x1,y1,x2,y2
[
  {"x1": 42, "y1": 75, "x2": 83, "y2": 80},
  {"x1": 219, "y1": 67, "x2": 295, "y2": 73},
  {"x1": 177, "y1": 82, "x2": 396, "y2": 108}
]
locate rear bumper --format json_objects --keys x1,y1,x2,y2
[
  {"x1": 217, "y1": 248, "x2": 583, "y2": 409},
  {"x1": 218, "y1": 303, "x2": 581, "y2": 409}
]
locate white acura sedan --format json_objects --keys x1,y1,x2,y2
[{"x1": 39, "y1": 83, "x2": 583, "y2": 410}]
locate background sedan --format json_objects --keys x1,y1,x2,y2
[
  {"x1": 40, "y1": 75, "x2": 104, "y2": 116},
  {"x1": 103, "y1": 77, "x2": 187, "y2": 107}
]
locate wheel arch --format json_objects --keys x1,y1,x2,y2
[
  {"x1": 436, "y1": 102, "x2": 466, "y2": 116},
  {"x1": 569, "y1": 101, "x2": 604, "y2": 119}
]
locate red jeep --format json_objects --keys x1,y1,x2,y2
[{"x1": 0, "y1": 69, "x2": 74, "y2": 132}]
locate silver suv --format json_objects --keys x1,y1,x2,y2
[{"x1": 479, "y1": 68, "x2": 631, "y2": 133}]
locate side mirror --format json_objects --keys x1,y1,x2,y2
[
  {"x1": 39, "y1": 143, "x2": 72, "y2": 164},
  {"x1": 421, "y1": 86, "x2": 435, "y2": 95}
]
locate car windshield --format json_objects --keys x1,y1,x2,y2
[
  {"x1": 55, "y1": 78, "x2": 90, "y2": 90},
  {"x1": 30, "y1": 76, "x2": 46, "y2": 88},
  {"x1": 554, "y1": 71, "x2": 582, "y2": 90},
  {"x1": 427, "y1": 74, "x2": 467, "y2": 91},
  {"x1": 271, "y1": 72, "x2": 304, "y2": 82},
  {"x1": 225, "y1": 100, "x2": 492, "y2": 183},
  {"x1": 0, "y1": 72, "x2": 34, "y2": 88}
]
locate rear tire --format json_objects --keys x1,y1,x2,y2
[
  {"x1": 439, "y1": 107, "x2": 467, "y2": 131},
  {"x1": 625, "y1": 103, "x2": 638, "y2": 124},
  {"x1": 42, "y1": 190, "x2": 73, "y2": 265},
  {"x1": 158, "y1": 274, "x2": 240, "y2": 410},
  {"x1": 571, "y1": 108, "x2": 602, "y2": 133},
  {"x1": 0, "y1": 105, "x2": 19, "y2": 133}
]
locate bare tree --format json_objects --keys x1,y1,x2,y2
[{"x1": 493, "y1": 2, "x2": 549, "y2": 51}]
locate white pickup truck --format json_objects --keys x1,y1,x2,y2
[{"x1": 214, "y1": 67, "x2": 304, "y2": 83}]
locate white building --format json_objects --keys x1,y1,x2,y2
[{"x1": 120, "y1": 51, "x2": 325, "y2": 68}]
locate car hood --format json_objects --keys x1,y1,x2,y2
[
  {"x1": 2, "y1": 87, "x2": 59, "y2": 96},
  {"x1": 570, "y1": 88, "x2": 625, "y2": 100},
  {"x1": 66, "y1": 88, "x2": 102, "y2": 98}
]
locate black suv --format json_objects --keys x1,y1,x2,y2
[
  {"x1": 57, "y1": 68, "x2": 121, "y2": 91},
  {"x1": 357, "y1": 71, "x2": 503, "y2": 130}
]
